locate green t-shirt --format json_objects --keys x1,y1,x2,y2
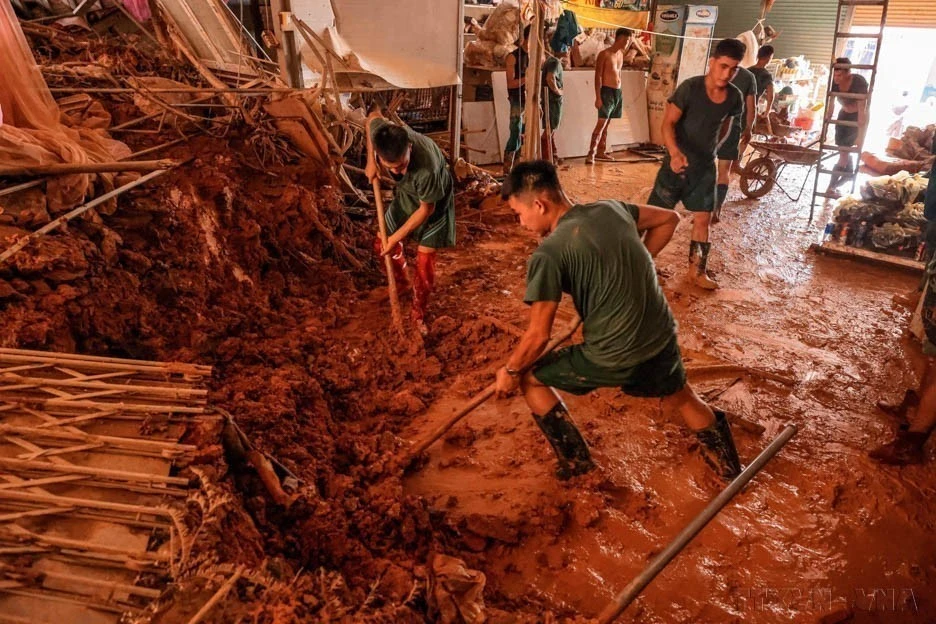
[
  {"x1": 370, "y1": 117, "x2": 452, "y2": 216},
  {"x1": 730, "y1": 67, "x2": 757, "y2": 129},
  {"x1": 524, "y1": 200, "x2": 676, "y2": 369},
  {"x1": 669, "y1": 76, "x2": 743, "y2": 164},
  {"x1": 542, "y1": 56, "x2": 563, "y2": 105},
  {"x1": 748, "y1": 66, "x2": 773, "y2": 98}
]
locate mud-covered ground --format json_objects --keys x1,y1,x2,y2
[
  {"x1": 4, "y1": 24, "x2": 935, "y2": 618},
  {"x1": 404, "y1": 161, "x2": 935, "y2": 623}
]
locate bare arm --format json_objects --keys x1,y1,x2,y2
[
  {"x1": 744, "y1": 94, "x2": 756, "y2": 137},
  {"x1": 364, "y1": 110, "x2": 384, "y2": 182},
  {"x1": 506, "y1": 301, "x2": 559, "y2": 372},
  {"x1": 661, "y1": 102, "x2": 687, "y2": 172},
  {"x1": 594, "y1": 51, "x2": 605, "y2": 96},
  {"x1": 717, "y1": 116, "x2": 732, "y2": 147},
  {"x1": 634, "y1": 204, "x2": 680, "y2": 257},
  {"x1": 384, "y1": 201, "x2": 435, "y2": 250},
  {"x1": 496, "y1": 300, "x2": 560, "y2": 397},
  {"x1": 546, "y1": 71, "x2": 562, "y2": 96}
]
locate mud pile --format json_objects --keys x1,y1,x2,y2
[{"x1": 0, "y1": 24, "x2": 551, "y2": 623}]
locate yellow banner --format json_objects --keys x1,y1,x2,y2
[{"x1": 561, "y1": 1, "x2": 649, "y2": 29}]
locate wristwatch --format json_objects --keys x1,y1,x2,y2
[{"x1": 505, "y1": 367, "x2": 521, "y2": 377}]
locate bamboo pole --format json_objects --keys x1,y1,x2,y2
[
  {"x1": 0, "y1": 348, "x2": 212, "y2": 374},
  {"x1": 186, "y1": 568, "x2": 244, "y2": 624},
  {"x1": 0, "y1": 425, "x2": 197, "y2": 451},
  {"x1": 403, "y1": 315, "x2": 582, "y2": 463},
  {"x1": 0, "y1": 169, "x2": 170, "y2": 267},
  {"x1": 686, "y1": 364, "x2": 796, "y2": 386},
  {"x1": 372, "y1": 179, "x2": 405, "y2": 335},
  {"x1": 0, "y1": 587, "x2": 140, "y2": 614},
  {"x1": 0, "y1": 565, "x2": 163, "y2": 599},
  {"x1": 0, "y1": 372, "x2": 208, "y2": 398},
  {"x1": 0, "y1": 488, "x2": 175, "y2": 518},
  {"x1": 596, "y1": 425, "x2": 798, "y2": 623},
  {"x1": 1, "y1": 526, "x2": 171, "y2": 561}
]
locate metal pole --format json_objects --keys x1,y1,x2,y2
[
  {"x1": 596, "y1": 424, "x2": 798, "y2": 624},
  {"x1": 450, "y1": 0, "x2": 465, "y2": 167}
]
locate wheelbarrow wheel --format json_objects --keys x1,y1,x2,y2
[{"x1": 740, "y1": 157, "x2": 777, "y2": 199}]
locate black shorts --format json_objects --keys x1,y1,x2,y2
[
  {"x1": 647, "y1": 158, "x2": 717, "y2": 213},
  {"x1": 835, "y1": 111, "x2": 859, "y2": 146},
  {"x1": 532, "y1": 334, "x2": 687, "y2": 398},
  {"x1": 716, "y1": 121, "x2": 743, "y2": 161}
]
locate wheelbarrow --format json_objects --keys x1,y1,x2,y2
[{"x1": 739, "y1": 140, "x2": 821, "y2": 203}]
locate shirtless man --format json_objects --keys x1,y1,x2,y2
[{"x1": 586, "y1": 28, "x2": 632, "y2": 164}]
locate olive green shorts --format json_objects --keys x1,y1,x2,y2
[
  {"x1": 599, "y1": 86, "x2": 623, "y2": 119},
  {"x1": 532, "y1": 334, "x2": 687, "y2": 398},
  {"x1": 647, "y1": 158, "x2": 717, "y2": 213}
]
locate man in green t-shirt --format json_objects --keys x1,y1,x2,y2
[
  {"x1": 648, "y1": 38, "x2": 745, "y2": 290},
  {"x1": 540, "y1": 49, "x2": 566, "y2": 165},
  {"x1": 714, "y1": 64, "x2": 757, "y2": 222},
  {"x1": 365, "y1": 111, "x2": 455, "y2": 335},
  {"x1": 494, "y1": 160, "x2": 743, "y2": 482},
  {"x1": 748, "y1": 45, "x2": 776, "y2": 135}
]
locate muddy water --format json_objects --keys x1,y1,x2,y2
[{"x1": 406, "y1": 161, "x2": 935, "y2": 622}]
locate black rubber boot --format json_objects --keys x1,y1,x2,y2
[
  {"x1": 695, "y1": 410, "x2": 743, "y2": 481},
  {"x1": 714, "y1": 184, "x2": 728, "y2": 223},
  {"x1": 533, "y1": 403, "x2": 595, "y2": 480},
  {"x1": 869, "y1": 430, "x2": 929, "y2": 465}
]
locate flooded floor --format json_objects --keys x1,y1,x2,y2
[{"x1": 405, "y1": 160, "x2": 935, "y2": 622}]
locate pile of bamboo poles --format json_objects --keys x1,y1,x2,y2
[{"x1": 0, "y1": 348, "x2": 216, "y2": 620}]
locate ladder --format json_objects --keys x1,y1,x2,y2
[{"x1": 809, "y1": 0, "x2": 889, "y2": 221}]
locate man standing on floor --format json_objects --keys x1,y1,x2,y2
[
  {"x1": 503, "y1": 26, "x2": 531, "y2": 175},
  {"x1": 828, "y1": 57, "x2": 869, "y2": 194},
  {"x1": 365, "y1": 110, "x2": 455, "y2": 335},
  {"x1": 748, "y1": 45, "x2": 776, "y2": 136},
  {"x1": 494, "y1": 160, "x2": 744, "y2": 482},
  {"x1": 714, "y1": 58, "x2": 756, "y2": 223},
  {"x1": 586, "y1": 28, "x2": 633, "y2": 164},
  {"x1": 648, "y1": 38, "x2": 745, "y2": 290},
  {"x1": 541, "y1": 48, "x2": 566, "y2": 165}
]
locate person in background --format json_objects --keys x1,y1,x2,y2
[
  {"x1": 586, "y1": 28, "x2": 633, "y2": 164},
  {"x1": 647, "y1": 38, "x2": 745, "y2": 290},
  {"x1": 541, "y1": 48, "x2": 566, "y2": 166},
  {"x1": 714, "y1": 59, "x2": 756, "y2": 222},
  {"x1": 503, "y1": 26, "x2": 531, "y2": 175},
  {"x1": 828, "y1": 57, "x2": 869, "y2": 194},
  {"x1": 748, "y1": 45, "x2": 775, "y2": 135}
]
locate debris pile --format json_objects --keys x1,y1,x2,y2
[{"x1": 0, "y1": 4, "x2": 518, "y2": 623}]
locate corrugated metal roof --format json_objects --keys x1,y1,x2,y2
[
  {"x1": 853, "y1": 1, "x2": 936, "y2": 28},
  {"x1": 710, "y1": 0, "x2": 841, "y2": 64}
]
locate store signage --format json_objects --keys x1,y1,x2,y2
[{"x1": 660, "y1": 9, "x2": 680, "y2": 21}]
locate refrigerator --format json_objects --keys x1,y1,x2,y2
[{"x1": 647, "y1": 5, "x2": 718, "y2": 145}]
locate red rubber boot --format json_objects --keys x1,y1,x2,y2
[{"x1": 413, "y1": 250, "x2": 436, "y2": 335}]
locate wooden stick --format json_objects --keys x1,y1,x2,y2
[
  {"x1": 0, "y1": 169, "x2": 170, "y2": 267},
  {"x1": 0, "y1": 488, "x2": 174, "y2": 518},
  {"x1": 0, "y1": 425, "x2": 197, "y2": 451},
  {"x1": 0, "y1": 565, "x2": 163, "y2": 599},
  {"x1": 0, "y1": 180, "x2": 43, "y2": 198},
  {"x1": 0, "y1": 457, "x2": 190, "y2": 485},
  {"x1": 0, "y1": 372, "x2": 207, "y2": 398},
  {"x1": 686, "y1": 364, "x2": 796, "y2": 387},
  {"x1": 0, "y1": 159, "x2": 176, "y2": 177},
  {"x1": 186, "y1": 567, "x2": 243, "y2": 624},
  {"x1": 0, "y1": 349, "x2": 212, "y2": 374},
  {"x1": 404, "y1": 315, "x2": 582, "y2": 463},
  {"x1": 1, "y1": 526, "x2": 170, "y2": 561},
  {"x1": 372, "y1": 179, "x2": 405, "y2": 335}
]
